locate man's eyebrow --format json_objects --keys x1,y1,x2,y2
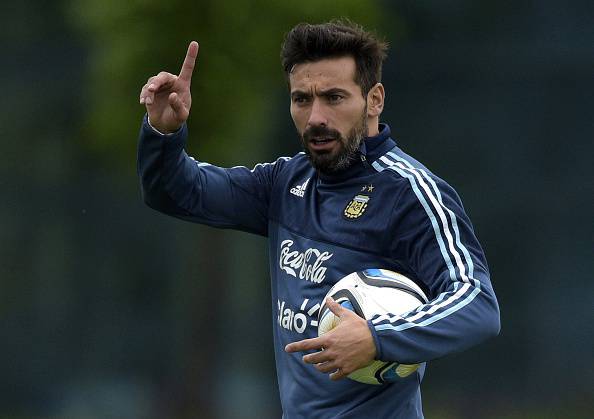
[
  {"x1": 291, "y1": 90, "x2": 312, "y2": 99},
  {"x1": 291, "y1": 88, "x2": 350, "y2": 99},
  {"x1": 317, "y1": 88, "x2": 351, "y2": 96}
]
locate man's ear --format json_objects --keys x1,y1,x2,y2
[{"x1": 366, "y1": 83, "x2": 385, "y2": 118}]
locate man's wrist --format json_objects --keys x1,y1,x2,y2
[
  {"x1": 367, "y1": 320, "x2": 383, "y2": 360},
  {"x1": 146, "y1": 115, "x2": 182, "y2": 136}
]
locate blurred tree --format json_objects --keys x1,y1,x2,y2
[{"x1": 66, "y1": 0, "x2": 385, "y2": 168}]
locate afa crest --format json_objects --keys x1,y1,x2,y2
[{"x1": 344, "y1": 194, "x2": 370, "y2": 219}]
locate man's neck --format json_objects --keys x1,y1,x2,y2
[{"x1": 366, "y1": 118, "x2": 380, "y2": 137}]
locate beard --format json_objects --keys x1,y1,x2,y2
[{"x1": 299, "y1": 110, "x2": 368, "y2": 173}]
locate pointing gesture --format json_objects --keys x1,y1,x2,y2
[
  {"x1": 139, "y1": 41, "x2": 199, "y2": 134},
  {"x1": 285, "y1": 297, "x2": 377, "y2": 381}
]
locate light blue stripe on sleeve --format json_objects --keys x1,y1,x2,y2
[
  {"x1": 375, "y1": 286, "x2": 481, "y2": 332},
  {"x1": 386, "y1": 151, "x2": 475, "y2": 279},
  {"x1": 379, "y1": 157, "x2": 458, "y2": 282}
]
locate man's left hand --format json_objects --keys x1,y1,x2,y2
[{"x1": 285, "y1": 297, "x2": 377, "y2": 380}]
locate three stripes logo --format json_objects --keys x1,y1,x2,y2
[{"x1": 290, "y1": 178, "x2": 310, "y2": 197}]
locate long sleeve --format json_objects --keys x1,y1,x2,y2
[
  {"x1": 137, "y1": 115, "x2": 286, "y2": 236},
  {"x1": 369, "y1": 161, "x2": 500, "y2": 364}
]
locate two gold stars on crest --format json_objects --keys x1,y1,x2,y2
[{"x1": 361, "y1": 184, "x2": 374, "y2": 193}]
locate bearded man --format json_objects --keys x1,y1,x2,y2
[{"x1": 138, "y1": 20, "x2": 500, "y2": 419}]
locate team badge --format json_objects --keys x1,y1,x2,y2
[{"x1": 344, "y1": 194, "x2": 370, "y2": 219}]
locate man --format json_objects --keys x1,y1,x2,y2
[{"x1": 138, "y1": 21, "x2": 500, "y2": 419}]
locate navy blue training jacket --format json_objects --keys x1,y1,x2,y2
[{"x1": 137, "y1": 116, "x2": 500, "y2": 419}]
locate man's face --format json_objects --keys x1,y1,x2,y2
[{"x1": 289, "y1": 56, "x2": 369, "y2": 173}]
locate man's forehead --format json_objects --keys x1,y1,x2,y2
[{"x1": 289, "y1": 57, "x2": 357, "y2": 90}]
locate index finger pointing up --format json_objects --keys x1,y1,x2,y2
[{"x1": 179, "y1": 41, "x2": 199, "y2": 83}]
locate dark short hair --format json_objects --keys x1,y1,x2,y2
[{"x1": 280, "y1": 19, "x2": 388, "y2": 95}]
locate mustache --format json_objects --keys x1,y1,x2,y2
[{"x1": 302, "y1": 125, "x2": 343, "y2": 142}]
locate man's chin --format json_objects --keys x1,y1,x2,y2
[
  {"x1": 307, "y1": 149, "x2": 356, "y2": 173},
  {"x1": 305, "y1": 150, "x2": 332, "y2": 172}
]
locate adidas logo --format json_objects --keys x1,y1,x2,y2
[{"x1": 290, "y1": 178, "x2": 310, "y2": 197}]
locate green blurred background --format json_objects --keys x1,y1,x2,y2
[{"x1": 1, "y1": 1, "x2": 592, "y2": 418}]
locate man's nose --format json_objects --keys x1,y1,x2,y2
[{"x1": 307, "y1": 99, "x2": 328, "y2": 128}]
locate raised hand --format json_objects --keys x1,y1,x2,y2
[
  {"x1": 139, "y1": 41, "x2": 199, "y2": 133},
  {"x1": 285, "y1": 297, "x2": 377, "y2": 381}
]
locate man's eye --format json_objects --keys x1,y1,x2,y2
[
  {"x1": 293, "y1": 96, "x2": 309, "y2": 104},
  {"x1": 328, "y1": 94, "x2": 343, "y2": 103}
]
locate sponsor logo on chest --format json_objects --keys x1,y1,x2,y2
[{"x1": 279, "y1": 239, "x2": 333, "y2": 284}]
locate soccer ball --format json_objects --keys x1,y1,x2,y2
[{"x1": 317, "y1": 269, "x2": 428, "y2": 385}]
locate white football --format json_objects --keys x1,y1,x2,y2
[{"x1": 317, "y1": 269, "x2": 428, "y2": 385}]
